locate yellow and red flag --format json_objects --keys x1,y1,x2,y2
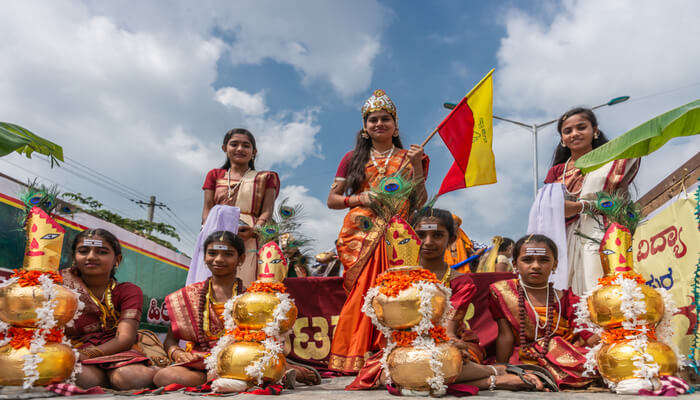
[{"x1": 438, "y1": 69, "x2": 496, "y2": 195}]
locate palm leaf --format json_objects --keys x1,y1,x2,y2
[{"x1": 0, "y1": 122, "x2": 64, "y2": 167}]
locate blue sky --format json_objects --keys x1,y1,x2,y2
[{"x1": 1, "y1": 0, "x2": 698, "y2": 255}]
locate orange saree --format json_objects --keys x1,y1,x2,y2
[{"x1": 328, "y1": 149, "x2": 427, "y2": 373}]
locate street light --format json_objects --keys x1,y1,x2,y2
[{"x1": 443, "y1": 96, "x2": 630, "y2": 199}]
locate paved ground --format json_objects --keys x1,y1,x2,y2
[{"x1": 3, "y1": 377, "x2": 700, "y2": 399}]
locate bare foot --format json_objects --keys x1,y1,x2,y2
[{"x1": 496, "y1": 373, "x2": 546, "y2": 391}]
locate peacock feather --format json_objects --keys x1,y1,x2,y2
[
  {"x1": 575, "y1": 190, "x2": 642, "y2": 243},
  {"x1": 354, "y1": 215, "x2": 374, "y2": 232},
  {"x1": 17, "y1": 179, "x2": 60, "y2": 225},
  {"x1": 367, "y1": 173, "x2": 419, "y2": 222}
]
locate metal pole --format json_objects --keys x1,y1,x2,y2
[
  {"x1": 532, "y1": 125, "x2": 538, "y2": 198},
  {"x1": 147, "y1": 195, "x2": 155, "y2": 223}
]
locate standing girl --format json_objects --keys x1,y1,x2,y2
[
  {"x1": 62, "y1": 229, "x2": 156, "y2": 390},
  {"x1": 327, "y1": 89, "x2": 428, "y2": 373},
  {"x1": 489, "y1": 234, "x2": 598, "y2": 388},
  {"x1": 201, "y1": 129, "x2": 280, "y2": 286},
  {"x1": 154, "y1": 231, "x2": 246, "y2": 387},
  {"x1": 545, "y1": 108, "x2": 639, "y2": 294}
]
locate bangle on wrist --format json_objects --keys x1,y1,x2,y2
[
  {"x1": 168, "y1": 346, "x2": 183, "y2": 361},
  {"x1": 488, "y1": 375, "x2": 497, "y2": 391}
]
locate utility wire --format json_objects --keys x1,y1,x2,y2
[
  {"x1": 64, "y1": 156, "x2": 150, "y2": 201},
  {"x1": 0, "y1": 158, "x2": 137, "y2": 219}
]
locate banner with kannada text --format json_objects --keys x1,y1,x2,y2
[{"x1": 634, "y1": 196, "x2": 699, "y2": 360}]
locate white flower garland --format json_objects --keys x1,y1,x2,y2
[
  {"x1": 577, "y1": 273, "x2": 684, "y2": 387},
  {"x1": 362, "y1": 280, "x2": 453, "y2": 394},
  {"x1": 206, "y1": 294, "x2": 241, "y2": 373},
  {"x1": 262, "y1": 293, "x2": 294, "y2": 337},
  {"x1": 0, "y1": 276, "x2": 19, "y2": 289},
  {"x1": 362, "y1": 286, "x2": 394, "y2": 385},
  {"x1": 244, "y1": 337, "x2": 284, "y2": 385},
  {"x1": 64, "y1": 286, "x2": 85, "y2": 329}
]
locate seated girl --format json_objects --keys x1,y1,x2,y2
[
  {"x1": 489, "y1": 234, "x2": 598, "y2": 388},
  {"x1": 153, "y1": 231, "x2": 246, "y2": 387},
  {"x1": 347, "y1": 208, "x2": 548, "y2": 391},
  {"x1": 62, "y1": 229, "x2": 157, "y2": 390}
]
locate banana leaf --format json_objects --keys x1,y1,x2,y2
[
  {"x1": 575, "y1": 99, "x2": 700, "y2": 173},
  {"x1": 0, "y1": 122, "x2": 63, "y2": 167}
]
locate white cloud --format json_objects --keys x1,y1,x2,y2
[
  {"x1": 497, "y1": 0, "x2": 700, "y2": 113},
  {"x1": 277, "y1": 185, "x2": 345, "y2": 253},
  {"x1": 215, "y1": 87, "x2": 267, "y2": 116},
  {"x1": 0, "y1": 1, "x2": 371, "y2": 250},
  {"x1": 437, "y1": 0, "x2": 700, "y2": 245}
]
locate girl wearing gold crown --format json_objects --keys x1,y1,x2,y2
[
  {"x1": 489, "y1": 234, "x2": 599, "y2": 389},
  {"x1": 544, "y1": 108, "x2": 639, "y2": 295},
  {"x1": 154, "y1": 231, "x2": 246, "y2": 387},
  {"x1": 327, "y1": 89, "x2": 428, "y2": 373},
  {"x1": 61, "y1": 229, "x2": 157, "y2": 390},
  {"x1": 201, "y1": 129, "x2": 280, "y2": 287}
]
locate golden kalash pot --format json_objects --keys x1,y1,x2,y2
[
  {"x1": 232, "y1": 291, "x2": 297, "y2": 331},
  {"x1": 371, "y1": 267, "x2": 447, "y2": 330},
  {"x1": 0, "y1": 342, "x2": 76, "y2": 386},
  {"x1": 0, "y1": 283, "x2": 78, "y2": 328},
  {"x1": 387, "y1": 342, "x2": 462, "y2": 391},
  {"x1": 0, "y1": 206, "x2": 79, "y2": 387},
  {"x1": 587, "y1": 284, "x2": 663, "y2": 328},
  {"x1": 597, "y1": 340, "x2": 678, "y2": 383},
  {"x1": 216, "y1": 341, "x2": 286, "y2": 382},
  {"x1": 216, "y1": 240, "x2": 295, "y2": 384}
]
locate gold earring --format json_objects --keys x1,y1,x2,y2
[
  {"x1": 594, "y1": 132, "x2": 599, "y2": 139},
  {"x1": 361, "y1": 129, "x2": 369, "y2": 139},
  {"x1": 393, "y1": 129, "x2": 399, "y2": 137},
  {"x1": 560, "y1": 142, "x2": 566, "y2": 148}
]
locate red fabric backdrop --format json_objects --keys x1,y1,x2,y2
[{"x1": 283, "y1": 272, "x2": 515, "y2": 367}]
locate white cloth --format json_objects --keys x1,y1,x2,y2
[
  {"x1": 185, "y1": 205, "x2": 240, "y2": 286},
  {"x1": 527, "y1": 183, "x2": 568, "y2": 290}
]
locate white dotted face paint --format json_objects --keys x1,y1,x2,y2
[
  {"x1": 524, "y1": 247, "x2": 547, "y2": 256},
  {"x1": 212, "y1": 244, "x2": 229, "y2": 251},
  {"x1": 82, "y1": 239, "x2": 103, "y2": 247},
  {"x1": 418, "y1": 224, "x2": 438, "y2": 231}
]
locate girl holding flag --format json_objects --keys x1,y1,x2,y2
[{"x1": 326, "y1": 89, "x2": 428, "y2": 373}]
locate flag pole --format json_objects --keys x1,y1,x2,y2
[{"x1": 420, "y1": 68, "x2": 495, "y2": 148}]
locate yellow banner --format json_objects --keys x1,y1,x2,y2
[
  {"x1": 464, "y1": 69, "x2": 497, "y2": 187},
  {"x1": 634, "y1": 196, "x2": 699, "y2": 360}
]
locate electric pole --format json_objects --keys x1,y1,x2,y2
[{"x1": 133, "y1": 195, "x2": 167, "y2": 224}]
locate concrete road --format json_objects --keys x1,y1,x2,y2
[{"x1": 3, "y1": 377, "x2": 700, "y2": 399}]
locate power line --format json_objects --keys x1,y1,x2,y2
[
  {"x1": 64, "y1": 156, "x2": 150, "y2": 201},
  {"x1": 0, "y1": 158, "x2": 137, "y2": 218}
]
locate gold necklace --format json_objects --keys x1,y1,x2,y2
[
  {"x1": 441, "y1": 263, "x2": 452, "y2": 285},
  {"x1": 203, "y1": 279, "x2": 238, "y2": 339},
  {"x1": 86, "y1": 280, "x2": 117, "y2": 330},
  {"x1": 370, "y1": 146, "x2": 394, "y2": 175}
]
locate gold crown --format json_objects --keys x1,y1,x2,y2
[
  {"x1": 385, "y1": 215, "x2": 421, "y2": 268},
  {"x1": 362, "y1": 89, "x2": 397, "y2": 121},
  {"x1": 23, "y1": 207, "x2": 65, "y2": 272}
]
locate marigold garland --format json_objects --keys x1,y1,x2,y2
[
  {"x1": 428, "y1": 325, "x2": 450, "y2": 344},
  {"x1": 11, "y1": 269, "x2": 63, "y2": 287},
  {"x1": 228, "y1": 327, "x2": 267, "y2": 342},
  {"x1": 375, "y1": 269, "x2": 440, "y2": 297},
  {"x1": 391, "y1": 330, "x2": 418, "y2": 347},
  {"x1": 601, "y1": 325, "x2": 658, "y2": 344},
  {"x1": 597, "y1": 272, "x2": 645, "y2": 287},
  {"x1": 1, "y1": 327, "x2": 63, "y2": 349},
  {"x1": 248, "y1": 281, "x2": 286, "y2": 293}
]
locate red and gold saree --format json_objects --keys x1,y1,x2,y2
[
  {"x1": 61, "y1": 268, "x2": 150, "y2": 369},
  {"x1": 164, "y1": 278, "x2": 244, "y2": 370},
  {"x1": 489, "y1": 279, "x2": 593, "y2": 388}
]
